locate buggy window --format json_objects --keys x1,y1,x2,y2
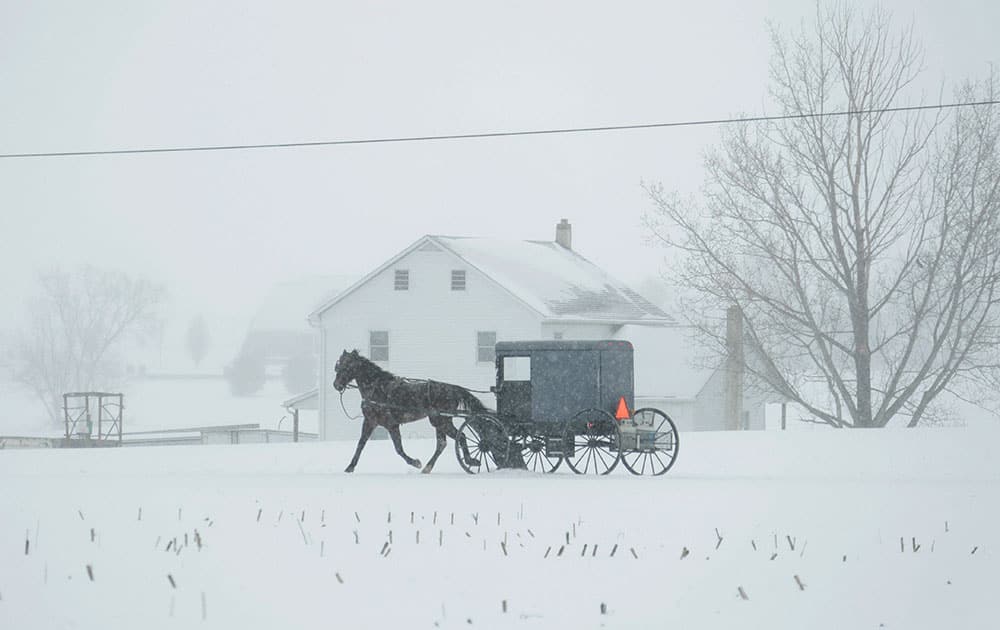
[{"x1": 502, "y1": 356, "x2": 530, "y2": 381}]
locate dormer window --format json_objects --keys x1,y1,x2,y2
[
  {"x1": 451, "y1": 270, "x2": 466, "y2": 291},
  {"x1": 394, "y1": 269, "x2": 409, "y2": 291}
]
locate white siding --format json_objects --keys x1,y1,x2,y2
[
  {"x1": 318, "y1": 327, "x2": 327, "y2": 440},
  {"x1": 634, "y1": 397, "x2": 697, "y2": 433},
  {"x1": 692, "y1": 368, "x2": 728, "y2": 431},
  {"x1": 690, "y1": 367, "x2": 767, "y2": 431},
  {"x1": 540, "y1": 322, "x2": 620, "y2": 340},
  {"x1": 317, "y1": 248, "x2": 542, "y2": 440}
]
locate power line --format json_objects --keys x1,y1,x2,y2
[{"x1": 1, "y1": 100, "x2": 997, "y2": 160}]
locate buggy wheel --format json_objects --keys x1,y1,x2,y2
[
  {"x1": 514, "y1": 431, "x2": 562, "y2": 473},
  {"x1": 563, "y1": 409, "x2": 621, "y2": 475},
  {"x1": 455, "y1": 414, "x2": 507, "y2": 474},
  {"x1": 621, "y1": 408, "x2": 679, "y2": 476}
]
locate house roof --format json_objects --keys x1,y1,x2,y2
[
  {"x1": 309, "y1": 235, "x2": 674, "y2": 325},
  {"x1": 283, "y1": 388, "x2": 318, "y2": 410},
  {"x1": 435, "y1": 236, "x2": 672, "y2": 323}
]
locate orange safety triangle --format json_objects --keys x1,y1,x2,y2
[{"x1": 614, "y1": 396, "x2": 630, "y2": 420}]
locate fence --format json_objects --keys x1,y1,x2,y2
[
  {"x1": 1, "y1": 424, "x2": 318, "y2": 449},
  {"x1": 120, "y1": 423, "x2": 318, "y2": 446}
]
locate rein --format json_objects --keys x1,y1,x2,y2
[
  {"x1": 335, "y1": 374, "x2": 490, "y2": 420},
  {"x1": 339, "y1": 384, "x2": 363, "y2": 421},
  {"x1": 335, "y1": 352, "x2": 492, "y2": 421},
  {"x1": 399, "y1": 376, "x2": 493, "y2": 394}
]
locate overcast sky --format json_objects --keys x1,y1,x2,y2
[{"x1": 1, "y1": 0, "x2": 996, "y2": 365}]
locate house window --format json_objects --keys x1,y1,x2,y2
[
  {"x1": 394, "y1": 270, "x2": 409, "y2": 291},
  {"x1": 477, "y1": 331, "x2": 496, "y2": 363},
  {"x1": 553, "y1": 331, "x2": 564, "y2": 340},
  {"x1": 451, "y1": 270, "x2": 466, "y2": 291},
  {"x1": 370, "y1": 330, "x2": 389, "y2": 362}
]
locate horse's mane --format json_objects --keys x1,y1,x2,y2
[{"x1": 348, "y1": 350, "x2": 394, "y2": 382}]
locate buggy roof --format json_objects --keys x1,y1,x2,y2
[{"x1": 495, "y1": 339, "x2": 633, "y2": 354}]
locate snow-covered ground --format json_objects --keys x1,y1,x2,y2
[
  {"x1": 0, "y1": 377, "x2": 317, "y2": 437},
  {"x1": 2, "y1": 428, "x2": 998, "y2": 629}
]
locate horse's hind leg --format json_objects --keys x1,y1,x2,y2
[
  {"x1": 422, "y1": 417, "x2": 449, "y2": 474},
  {"x1": 387, "y1": 424, "x2": 422, "y2": 470}
]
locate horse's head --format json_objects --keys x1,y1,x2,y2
[{"x1": 333, "y1": 349, "x2": 363, "y2": 393}]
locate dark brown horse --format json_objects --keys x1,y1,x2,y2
[{"x1": 333, "y1": 350, "x2": 486, "y2": 473}]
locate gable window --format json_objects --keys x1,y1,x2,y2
[
  {"x1": 394, "y1": 269, "x2": 409, "y2": 291},
  {"x1": 477, "y1": 331, "x2": 496, "y2": 363},
  {"x1": 370, "y1": 330, "x2": 389, "y2": 362},
  {"x1": 451, "y1": 270, "x2": 466, "y2": 291}
]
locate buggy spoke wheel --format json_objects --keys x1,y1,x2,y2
[
  {"x1": 516, "y1": 432, "x2": 562, "y2": 473},
  {"x1": 563, "y1": 409, "x2": 621, "y2": 475},
  {"x1": 456, "y1": 414, "x2": 507, "y2": 474},
  {"x1": 621, "y1": 408, "x2": 679, "y2": 476}
]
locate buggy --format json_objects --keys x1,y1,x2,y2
[{"x1": 455, "y1": 340, "x2": 680, "y2": 475}]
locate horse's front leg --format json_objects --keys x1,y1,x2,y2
[
  {"x1": 387, "y1": 424, "x2": 422, "y2": 470},
  {"x1": 345, "y1": 417, "x2": 377, "y2": 473}
]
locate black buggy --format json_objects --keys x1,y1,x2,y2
[{"x1": 454, "y1": 340, "x2": 680, "y2": 476}]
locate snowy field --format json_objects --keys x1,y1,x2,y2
[
  {"x1": 2, "y1": 428, "x2": 999, "y2": 629},
  {"x1": 0, "y1": 377, "x2": 317, "y2": 437}
]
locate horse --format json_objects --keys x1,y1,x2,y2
[{"x1": 332, "y1": 349, "x2": 487, "y2": 473}]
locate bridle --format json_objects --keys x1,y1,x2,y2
[
  {"x1": 334, "y1": 356, "x2": 364, "y2": 420},
  {"x1": 338, "y1": 384, "x2": 363, "y2": 421}
]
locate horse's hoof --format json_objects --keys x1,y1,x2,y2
[
  {"x1": 411, "y1": 459, "x2": 422, "y2": 469},
  {"x1": 421, "y1": 465, "x2": 432, "y2": 474},
  {"x1": 344, "y1": 466, "x2": 355, "y2": 473}
]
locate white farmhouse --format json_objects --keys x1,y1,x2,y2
[{"x1": 305, "y1": 221, "x2": 767, "y2": 440}]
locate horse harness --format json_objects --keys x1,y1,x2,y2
[{"x1": 338, "y1": 377, "x2": 489, "y2": 421}]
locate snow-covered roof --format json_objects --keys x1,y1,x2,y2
[
  {"x1": 614, "y1": 324, "x2": 718, "y2": 399},
  {"x1": 283, "y1": 388, "x2": 318, "y2": 410},
  {"x1": 434, "y1": 236, "x2": 672, "y2": 322},
  {"x1": 309, "y1": 235, "x2": 672, "y2": 324}
]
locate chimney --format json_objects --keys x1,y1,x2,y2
[
  {"x1": 724, "y1": 305, "x2": 745, "y2": 430},
  {"x1": 555, "y1": 219, "x2": 572, "y2": 249}
]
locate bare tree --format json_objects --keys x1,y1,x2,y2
[
  {"x1": 186, "y1": 315, "x2": 210, "y2": 368},
  {"x1": 645, "y1": 3, "x2": 1000, "y2": 428},
  {"x1": 13, "y1": 266, "x2": 165, "y2": 425}
]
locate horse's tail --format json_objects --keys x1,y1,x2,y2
[{"x1": 457, "y1": 388, "x2": 488, "y2": 414}]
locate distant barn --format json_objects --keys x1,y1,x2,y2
[{"x1": 228, "y1": 275, "x2": 354, "y2": 395}]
